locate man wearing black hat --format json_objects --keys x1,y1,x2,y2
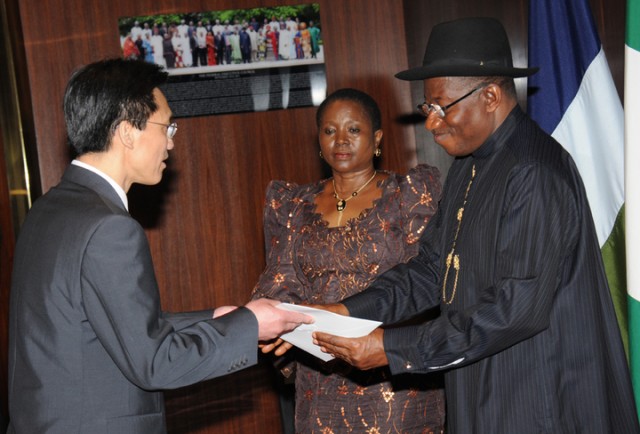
[{"x1": 311, "y1": 17, "x2": 639, "y2": 433}]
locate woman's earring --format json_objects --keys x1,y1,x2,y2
[
  {"x1": 319, "y1": 151, "x2": 324, "y2": 159},
  {"x1": 374, "y1": 148, "x2": 381, "y2": 157}
]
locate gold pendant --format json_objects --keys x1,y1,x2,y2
[{"x1": 336, "y1": 199, "x2": 346, "y2": 212}]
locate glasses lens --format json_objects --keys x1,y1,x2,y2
[
  {"x1": 431, "y1": 105, "x2": 444, "y2": 118},
  {"x1": 167, "y1": 123, "x2": 177, "y2": 139},
  {"x1": 417, "y1": 103, "x2": 433, "y2": 117},
  {"x1": 416, "y1": 103, "x2": 443, "y2": 118}
]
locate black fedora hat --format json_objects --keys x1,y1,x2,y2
[{"x1": 396, "y1": 17, "x2": 538, "y2": 81}]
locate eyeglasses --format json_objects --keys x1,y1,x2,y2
[
  {"x1": 146, "y1": 121, "x2": 178, "y2": 139},
  {"x1": 416, "y1": 86, "x2": 482, "y2": 118}
]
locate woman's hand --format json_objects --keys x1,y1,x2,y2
[
  {"x1": 260, "y1": 338, "x2": 294, "y2": 356},
  {"x1": 305, "y1": 303, "x2": 350, "y2": 316}
]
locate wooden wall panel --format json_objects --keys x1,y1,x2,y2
[
  {"x1": 0, "y1": 120, "x2": 13, "y2": 431},
  {"x1": 2, "y1": 0, "x2": 626, "y2": 433},
  {"x1": 1, "y1": 0, "x2": 30, "y2": 427},
  {"x1": 9, "y1": 0, "x2": 414, "y2": 432},
  {"x1": 589, "y1": 0, "x2": 626, "y2": 98}
]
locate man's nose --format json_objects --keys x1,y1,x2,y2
[{"x1": 425, "y1": 112, "x2": 442, "y2": 131}]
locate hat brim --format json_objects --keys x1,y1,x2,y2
[{"x1": 395, "y1": 64, "x2": 539, "y2": 81}]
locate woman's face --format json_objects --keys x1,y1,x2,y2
[{"x1": 318, "y1": 100, "x2": 382, "y2": 175}]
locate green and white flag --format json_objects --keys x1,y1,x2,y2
[
  {"x1": 528, "y1": 0, "x2": 627, "y2": 353},
  {"x1": 626, "y1": 0, "x2": 640, "y2": 416}
]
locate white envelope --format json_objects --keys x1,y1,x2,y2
[{"x1": 277, "y1": 303, "x2": 382, "y2": 362}]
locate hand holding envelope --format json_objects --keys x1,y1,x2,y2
[{"x1": 276, "y1": 303, "x2": 387, "y2": 368}]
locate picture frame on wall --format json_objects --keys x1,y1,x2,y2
[{"x1": 118, "y1": 4, "x2": 326, "y2": 117}]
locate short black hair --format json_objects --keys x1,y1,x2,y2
[
  {"x1": 316, "y1": 88, "x2": 382, "y2": 131},
  {"x1": 63, "y1": 58, "x2": 168, "y2": 156}
]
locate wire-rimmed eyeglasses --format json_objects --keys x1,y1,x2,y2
[
  {"x1": 146, "y1": 121, "x2": 178, "y2": 139},
  {"x1": 416, "y1": 86, "x2": 482, "y2": 118}
]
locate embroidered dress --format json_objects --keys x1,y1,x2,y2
[{"x1": 253, "y1": 164, "x2": 445, "y2": 433}]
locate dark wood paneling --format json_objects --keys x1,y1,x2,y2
[
  {"x1": 1, "y1": 0, "x2": 626, "y2": 433},
  {"x1": 589, "y1": 0, "x2": 626, "y2": 98},
  {"x1": 8, "y1": 1, "x2": 414, "y2": 433},
  {"x1": 0, "y1": 116, "x2": 13, "y2": 432},
  {"x1": 1, "y1": 0, "x2": 27, "y2": 427}
]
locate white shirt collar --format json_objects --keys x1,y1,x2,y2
[{"x1": 71, "y1": 159, "x2": 129, "y2": 211}]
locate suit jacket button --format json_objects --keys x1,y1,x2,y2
[{"x1": 405, "y1": 361, "x2": 413, "y2": 370}]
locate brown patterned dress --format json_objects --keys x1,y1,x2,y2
[{"x1": 252, "y1": 164, "x2": 445, "y2": 434}]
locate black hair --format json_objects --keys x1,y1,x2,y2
[
  {"x1": 63, "y1": 58, "x2": 168, "y2": 156},
  {"x1": 316, "y1": 88, "x2": 382, "y2": 131}
]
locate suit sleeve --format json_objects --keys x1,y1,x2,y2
[
  {"x1": 380, "y1": 163, "x2": 580, "y2": 374},
  {"x1": 161, "y1": 310, "x2": 214, "y2": 330},
  {"x1": 80, "y1": 214, "x2": 259, "y2": 390}
]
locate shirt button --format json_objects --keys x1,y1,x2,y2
[{"x1": 405, "y1": 361, "x2": 413, "y2": 370}]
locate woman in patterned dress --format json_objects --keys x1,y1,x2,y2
[{"x1": 252, "y1": 88, "x2": 446, "y2": 433}]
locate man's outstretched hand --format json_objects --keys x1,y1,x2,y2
[
  {"x1": 313, "y1": 327, "x2": 388, "y2": 370},
  {"x1": 259, "y1": 303, "x2": 349, "y2": 355},
  {"x1": 245, "y1": 298, "x2": 314, "y2": 341}
]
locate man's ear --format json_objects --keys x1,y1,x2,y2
[
  {"x1": 481, "y1": 83, "x2": 502, "y2": 113},
  {"x1": 116, "y1": 120, "x2": 136, "y2": 149}
]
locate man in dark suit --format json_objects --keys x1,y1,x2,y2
[
  {"x1": 310, "y1": 17, "x2": 639, "y2": 433},
  {"x1": 7, "y1": 58, "x2": 312, "y2": 434}
]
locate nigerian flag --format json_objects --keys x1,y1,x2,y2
[
  {"x1": 626, "y1": 0, "x2": 640, "y2": 416},
  {"x1": 528, "y1": 0, "x2": 627, "y2": 352}
]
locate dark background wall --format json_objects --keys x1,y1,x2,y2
[{"x1": 0, "y1": 0, "x2": 626, "y2": 433}]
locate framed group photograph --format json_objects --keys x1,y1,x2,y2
[{"x1": 118, "y1": 4, "x2": 326, "y2": 117}]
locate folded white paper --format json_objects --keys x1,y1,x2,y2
[{"x1": 277, "y1": 303, "x2": 382, "y2": 361}]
